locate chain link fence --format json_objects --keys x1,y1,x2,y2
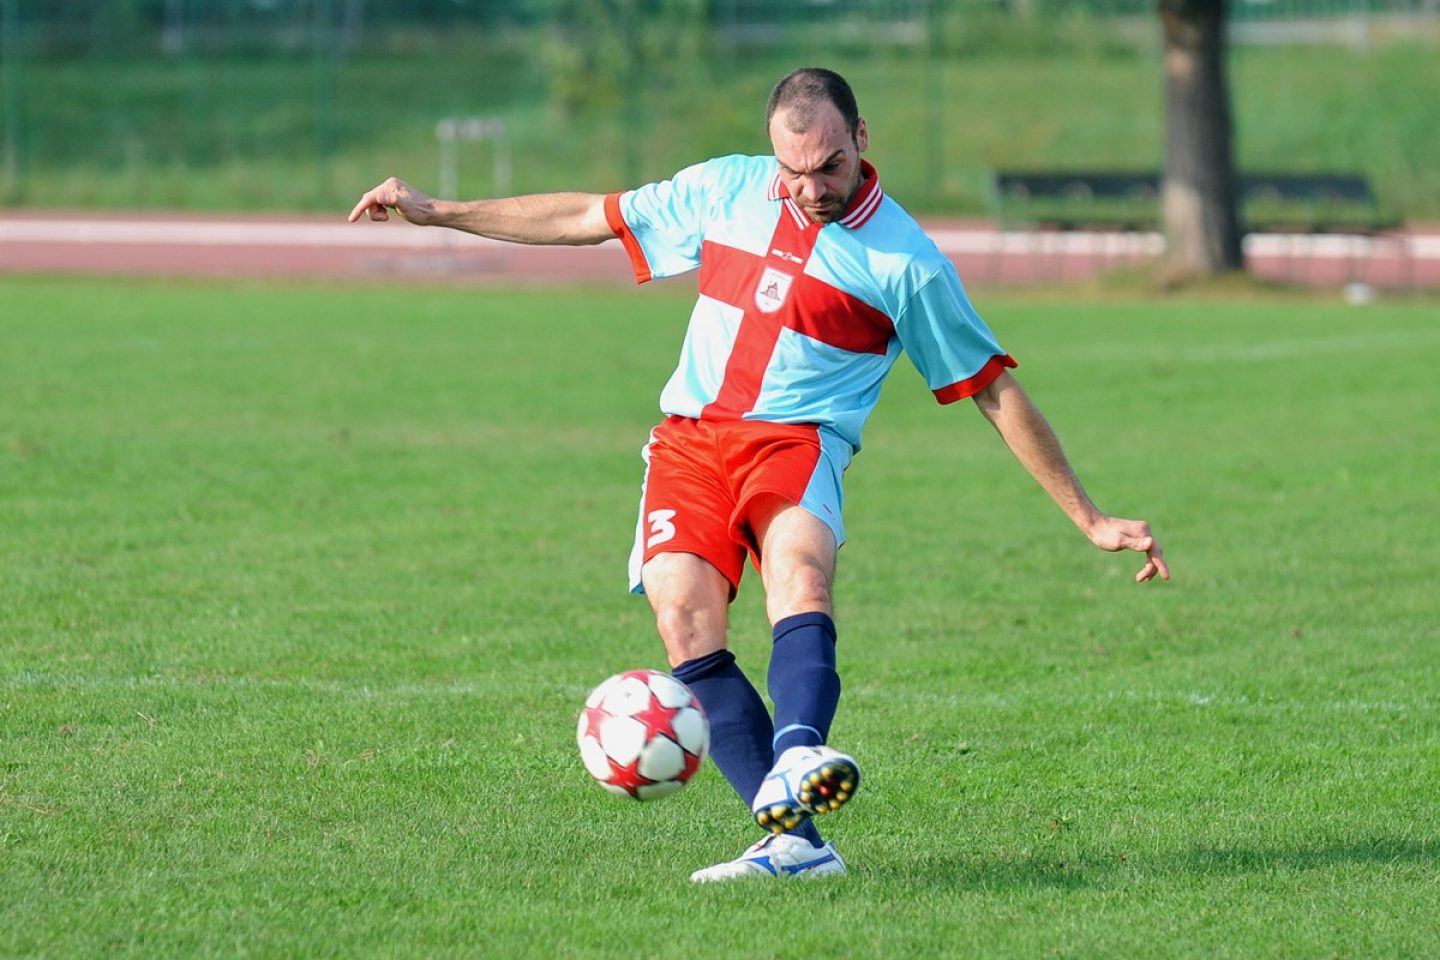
[{"x1": 2, "y1": 0, "x2": 1436, "y2": 215}]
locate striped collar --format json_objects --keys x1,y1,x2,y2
[{"x1": 767, "y1": 159, "x2": 884, "y2": 230}]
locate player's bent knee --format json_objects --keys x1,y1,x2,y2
[
  {"x1": 653, "y1": 606, "x2": 728, "y2": 666},
  {"x1": 765, "y1": 563, "x2": 834, "y2": 621}
]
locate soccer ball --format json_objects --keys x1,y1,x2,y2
[{"x1": 577, "y1": 669, "x2": 709, "y2": 801}]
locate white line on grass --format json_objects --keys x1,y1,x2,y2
[
  {"x1": 846, "y1": 685, "x2": 1432, "y2": 715},
  {"x1": 7, "y1": 671, "x2": 1434, "y2": 715}
]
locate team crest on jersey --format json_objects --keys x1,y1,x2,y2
[{"x1": 754, "y1": 267, "x2": 794, "y2": 313}]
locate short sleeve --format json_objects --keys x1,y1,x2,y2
[
  {"x1": 605, "y1": 160, "x2": 712, "y2": 284},
  {"x1": 895, "y1": 265, "x2": 1017, "y2": 404}
]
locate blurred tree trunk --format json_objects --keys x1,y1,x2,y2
[{"x1": 1160, "y1": 0, "x2": 1244, "y2": 276}]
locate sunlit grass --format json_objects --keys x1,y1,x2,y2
[{"x1": 1, "y1": 277, "x2": 1436, "y2": 958}]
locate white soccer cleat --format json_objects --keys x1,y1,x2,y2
[
  {"x1": 689, "y1": 833, "x2": 847, "y2": 883},
  {"x1": 751, "y1": 745, "x2": 861, "y2": 834}
]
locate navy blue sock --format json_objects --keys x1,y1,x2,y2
[
  {"x1": 767, "y1": 612, "x2": 841, "y2": 759},
  {"x1": 674, "y1": 649, "x2": 824, "y2": 849},
  {"x1": 672, "y1": 650, "x2": 775, "y2": 810}
]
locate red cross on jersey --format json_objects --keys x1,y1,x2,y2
[{"x1": 605, "y1": 154, "x2": 1015, "y2": 452}]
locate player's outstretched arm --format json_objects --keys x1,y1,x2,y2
[
  {"x1": 972, "y1": 370, "x2": 1170, "y2": 583},
  {"x1": 347, "y1": 177, "x2": 613, "y2": 246}
]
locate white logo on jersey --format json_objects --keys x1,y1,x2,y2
[{"x1": 754, "y1": 267, "x2": 794, "y2": 313}]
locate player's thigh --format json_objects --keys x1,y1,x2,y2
[
  {"x1": 753, "y1": 498, "x2": 838, "y2": 622},
  {"x1": 728, "y1": 423, "x2": 848, "y2": 557},
  {"x1": 731, "y1": 426, "x2": 847, "y2": 620},
  {"x1": 628, "y1": 419, "x2": 747, "y2": 597}
]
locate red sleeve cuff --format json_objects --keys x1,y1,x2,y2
[
  {"x1": 933, "y1": 354, "x2": 1018, "y2": 404},
  {"x1": 604, "y1": 192, "x2": 652, "y2": 285}
]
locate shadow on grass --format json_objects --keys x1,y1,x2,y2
[
  {"x1": 1177, "y1": 838, "x2": 1436, "y2": 875},
  {"x1": 860, "y1": 851, "x2": 1097, "y2": 891},
  {"x1": 859, "y1": 837, "x2": 1436, "y2": 890}
]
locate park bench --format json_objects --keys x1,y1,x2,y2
[{"x1": 990, "y1": 170, "x2": 1397, "y2": 234}]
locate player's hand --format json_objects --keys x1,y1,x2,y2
[
  {"x1": 347, "y1": 177, "x2": 438, "y2": 225},
  {"x1": 1086, "y1": 515, "x2": 1170, "y2": 583}
]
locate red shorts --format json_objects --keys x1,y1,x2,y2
[{"x1": 627, "y1": 416, "x2": 850, "y2": 595}]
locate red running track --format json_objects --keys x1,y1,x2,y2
[{"x1": 2, "y1": 211, "x2": 1436, "y2": 291}]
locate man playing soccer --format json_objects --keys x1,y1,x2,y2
[{"x1": 349, "y1": 67, "x2": 1169, "y2": 882}]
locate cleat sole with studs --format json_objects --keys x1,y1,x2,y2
[
  {"x1": 756, "y1": 801, "x2": 803, "y2": 834},
  {"x1": 752, "y1": 757, "x2": 862, "y2": 832},
  {"x1": 803, "y1": 758, "x2": 860, "y2": 818}
]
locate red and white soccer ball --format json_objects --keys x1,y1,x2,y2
[{"x1": 577, "y1": 669, "x2": 709, "y2": 801}]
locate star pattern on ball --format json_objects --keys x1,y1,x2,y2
[
  {"x1": 580, "y1": 706, "x2": 608, "y2": 743},
  {"x1": 580, "y1": 669, "x2": 709, "y2": 800},
  {"x1": 629, "y1": 696, "x2": 683, "y2": 743},
  {"x1": 605, "y1": 755, "x2": 657, "y2": 797}
]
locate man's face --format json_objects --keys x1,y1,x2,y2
[{"x1": 769, "y1": 103, "x2": 869, "y2": 225}]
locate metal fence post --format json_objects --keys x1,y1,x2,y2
[
  {"x1": 2, "y1": 0, "x2": 20, "y2": 202},
  {"x1": 925, "y1": 0, "x2": 943, "y2": 210},
  {"x1": 622, "y1": 1, "x2": 643, "y2": 189},
  {"x1": 313, "y1": 0, "x2": 335, "y2": 208}
]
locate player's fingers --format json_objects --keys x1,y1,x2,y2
[
  {"x1": 1126, "y1": 534, "x2": 1154, "y2": 553},
  {"x1": 349, "y1": 183, "x2": 406, "y2": 222},
  {"x1": 1150, "y1": 547, "x2": 1171, "y2": 581},
  {"x1": 1134, "y1": 543, "x2": 1169, "y2": 583},
  {"x1": 347, "y1": 193, "x2": 378, "y2": 222}
]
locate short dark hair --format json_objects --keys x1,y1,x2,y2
[{"x1": 766, "y1": 67, "x2": 860, "y2": 139}]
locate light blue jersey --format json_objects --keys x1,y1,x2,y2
[{"x1": 604, "y1": 154, "x2": 1015, "y2": 452}]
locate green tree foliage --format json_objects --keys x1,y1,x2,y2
[{"x1": 541, "y1": 0, "x2": 709, "y2": 116}]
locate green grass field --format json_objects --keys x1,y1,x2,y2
[{"x1": 2, "y1": 276, "x2": 1438, "y2": 958}]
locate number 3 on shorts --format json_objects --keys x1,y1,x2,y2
[{"x1": 646, "y1": 509, "x2": 677, "y2": 549}]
